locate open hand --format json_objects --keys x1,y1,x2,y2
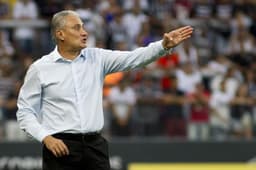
[{"x1": 162, "y1": 26, "x2": 193, "y2": 50}]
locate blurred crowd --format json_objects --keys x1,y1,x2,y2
[{"x1": 0, "y1": 0, "x2": 256, "y2": 142}]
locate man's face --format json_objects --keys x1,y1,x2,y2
[{"x1": 59, "y1": 14, "x2": 88, "y2": 50}]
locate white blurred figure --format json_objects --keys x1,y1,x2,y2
[
  {"x1": 175, "y1": 62, "x2": 202, "y2": 94},
  {"x1": 122, "y1": 2, "x2": 148, "y2": 49},
  {"x1": 209, "y1": 79, "x2": 232, "y2": 140},
  {"x1": 227, "y1": 27, "x2": 254, "y2": 56},
  {"x1": 229, "y1": 84, "x2": 254, "y2": 140},
  {"x1": 122, "y1": 0, "x2": 149, "y2": 12},
  {"x1": 201, "y1": 54, "x2": 230, "y2": 78},
  {"x1": 108, "y1": 78, "x2": 136, "y2": 136},
  {"x1": 76, "y1": 1, "x2": 105, "y2": 47},
  {"x1": 0, "y1": 30, "x2": 14, "y2": 59},
  {"x1": 149, "y1": 0, "x2": 174, "y2": 20},
  {"x1": 210, "y1": 66, "x2": 241, "y2": 99},
  {"x1": 176, "y1": 40, "x2": 199, "y2": 69},
  {"x1": 13, "y1": 0, "x2": 38, "y2": 54}
]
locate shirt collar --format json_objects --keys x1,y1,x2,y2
[
  {"x1": 52, "y1": 46, "x2": 85, "y2": 62},
  {"x1": 52, "y1": 46, "x2": 63, "y2": 62}
]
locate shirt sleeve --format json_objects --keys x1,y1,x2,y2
[
  {"x1": 16, "y1": 64, "x2": 49, "y2": 142},
  {"x1": 99, "y1": 40, "x2": 172, "y2": 75}
]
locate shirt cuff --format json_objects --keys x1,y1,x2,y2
[
  {"x1": 159, "y1": 40, "x2": 173, "y2": 54},
  {"x1": 35, "y1": 129, "x2": 49, "y2": 142}
]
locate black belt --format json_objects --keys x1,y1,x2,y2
[{"x1": 53, "y1": 132, "x2": 100, "y2": 141}]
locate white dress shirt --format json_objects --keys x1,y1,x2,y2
[{"x1": 17, "y1": 40, "x2": 168, "y2": 142}]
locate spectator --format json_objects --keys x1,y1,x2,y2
[
  {"x1": 200, "y1": 54, "x2": 231, "y2": 90},
  {"x1": 245, "y1": 69, "x2": 256, "y2": 99},
  {"x1": 12, "y1": 0, "x2": 38, "y2": 54},
  {"x1": 76, "y1": 1, "x2": 105, "y2": 46},
  {"x1": 107, "y1": 10, "x2": 127, "y2": 49},
  {"x1": 0, "y1": 0, "x2": 10, "y2": 19},
  {"x1": 34, "y1": 0, "x2": 61, "y2": 54},
  {"x1": 209, "y1": 79, "x2": 232, "y2": 140},
  {"x1": 214, "y1": 0, "x2": 234, "y2": 21},
  {"x1": 191, "y1": 0, "x2": 214, "y2": 19},
  {"x1": 62, "y1": 1, "x2": 75, "y2": 11},
  {"x1": 161, "y1": 75, "x2": 186, "y2": 137},
  {"x1": 15, "y1": 53, "x2": 33, "y2": 80},
  {"x1": 211, "y1": 66, "x2": 241, "y2": 98},
  {"x1": 227, "y1": 25, "x2": 255, "y2": 68},
  {"x1": 103, "y1": 72, "x2": 124, "y2": 137},
  {"x1": 97, "y1": 0, "x2": 121, "y2": 24},
  {"x1": 122, "y1": 3, "x2": 148, "y2": 49},
  {"x1": 187, "y1": 83, "x2": 210, "y2": 141},
  {"x1": 135, "y1": 75, "x2": 162, "y2": 136},
  {"x1": 108, "y1": 78, "x2": 136, "y2": 136},
  {"x1": 231, "y1": 11, "x2": 251, "y2": 35},
  {"x1": 3, "y1": 80, "x2": 27, "y2": 141},
  {"x1": 122, "y1": 0, "x2": 149, "y2": 12},
  {"x1": 173, "y1": 0, "x2": 192, "y2": 20},
  {"x1": 249, "y1": 8, "x2": 256, "y2": 38},
  {"x1": 136, "y1": 20, "x2": 155, "y2": 47},
  {"x1": 36, "y1": 0, "x2": 61, "y2": 20},
  {"x1": 175, "y1": 62, "x2": 202, "y2": 94},
  {"x1": 0, "y1": 60, "x2": 15, "y2": 101},
  {"x1": 193, "y1": 26, "x2": 214, "y2": 63},
  {"x1": 229, "y1": 83, "x2": 254, "y2": 139},
  {"x1": 0, "y1": 30, "x2": 15, "y2": 59},
  {"x1": 211, "y1": 0, "x2": 233, "y2": 55},
  {"x1": 201, "y1": 54, "x2": 230, "y2": 78},
  {"x1": 176, "y1": 40, "x2": 199, "y2": 69},
  {"x1": 149, "y1": 0, "x2": 174, "y2": 20}
]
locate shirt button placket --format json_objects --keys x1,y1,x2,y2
[{"x1": 71, "y1": 62, "x2": 82, "y2": 129}]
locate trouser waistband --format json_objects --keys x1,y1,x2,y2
[{"x1": 53, "y1": 132, "x2": 100, "y2": 141}]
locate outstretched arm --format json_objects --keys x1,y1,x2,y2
[
  {"x1": 100, "y1": 26, "x2": 193, "y2": 74},
  {"x1": 162, "y1": 26, "x2": 193, "y2": 50}
]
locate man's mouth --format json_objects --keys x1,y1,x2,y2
[{"x1": 82, "y1": 38, "x2": 87, "y2": 43}]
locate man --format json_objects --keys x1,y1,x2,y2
[{"x1": 16, "y1": 10, "x2": 193, "y2": 170}]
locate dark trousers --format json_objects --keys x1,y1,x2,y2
[{"x1": 42, "y1": 133, "x2": 111, "y2": 170}]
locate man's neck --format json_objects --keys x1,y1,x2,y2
[{"x1": 57, "y1": 45, "x2": 81, "y2": 60}]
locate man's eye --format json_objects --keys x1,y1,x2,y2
[{"x1": 74, "y1": 25, "x2": 81, "y2": 30}]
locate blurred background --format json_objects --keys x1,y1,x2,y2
[{"x1": 0, "y1": 0, "x2": 256, "y2": 170}]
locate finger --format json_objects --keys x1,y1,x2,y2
[
  {"x1": 56, "y1": 141, "x2": 69, "y2": 156},
  {"x1": 181, "y1": 26, "x2": 193, "y2": 32},
  {"x1": 181, "y1": 35, "x2": 191, "y2": 41},
  {"x1": 59, "y1": 141, "x2": 69, "y2": 155},
  {"x1": 181, "y1": 31, "x2": 193, "y2": 38},
  {"x1": 181, "y1": 28, "x2": 193, "y2": 35},
  {"x1": 54, "y1": 144, "x2": 64, "y2": 157},
  {"x1": 179, "y1": 29, "x2": 193, "y2": 38},
  {"x1": 51, "y1": 148, "x2": 58, "y2": 157},
  {"x1": 176, "y1": 26, "x2": 193, "y2": 33}
]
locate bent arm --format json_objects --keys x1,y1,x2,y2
[{"x1": 16, "y1": 65, "x2": 48, "y2": 142}]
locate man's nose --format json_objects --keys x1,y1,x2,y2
[{"x1": 81, "y1": 27, "x2": 88, "y2": 36}]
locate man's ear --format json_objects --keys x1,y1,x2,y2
[{"x1": 56, "y1": 30, "x2": 64, "y2": 41}]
